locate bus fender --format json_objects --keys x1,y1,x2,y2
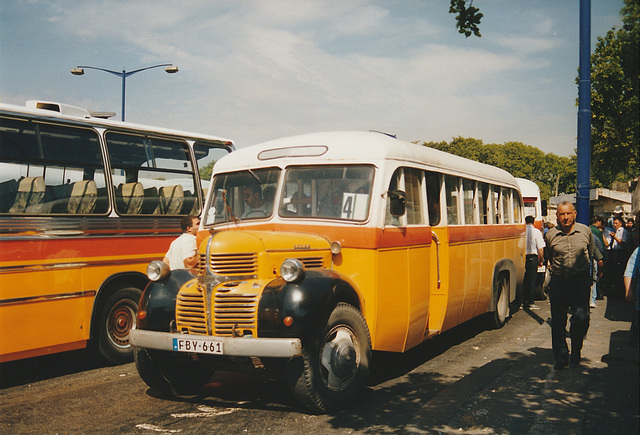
[
  {"x1": 137, "y1": 269, "x2": 197, "y2": 333},
  {"x1": 257, "y1": 269, "x2": 361, "y2": 341},
  {"x1": 490, "y1": 259, "x2": 517, "y2": 308}
]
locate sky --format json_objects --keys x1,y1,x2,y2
[{"x1": 0, "y1": 0, "x2": 626, "y2": 156}]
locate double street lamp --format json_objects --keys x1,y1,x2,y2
[{"x1": 71, "y1": 63, "x2": 179, "y2": 121}]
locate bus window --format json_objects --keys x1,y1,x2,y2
[
  {"x1": 445, "y1": 175, "x2": 460, "y2": 225},
  {"x1": 478, "y1": 182, "x2": 489, "y2": 224},
  {"x1": 501, "y1": 187, "x2": 512, "y2": 224},
  {"x1": 385, "y1": 169, "x2": 402, "y2": 226},
  {"x1": 463, "y1": 178, "x2": 477, "y2": 225},
  {"x1": 0, "y1": 116, "x2": 107, "y2": 215},
  {"x1": 493, "y1": 186, "x2": 501, "y2": 223},
  {"x1": 426, "y1": 172, "x2": 441, "y2": 226},
  {"x1": 512, "y1": 189, "x2": 522, "y2": 223},
  {"x1": 405, "y1": 168, "x2": 424, "y2": 225},
  {"x1": 206, "y1": 168, "x2": 280, "y2": 224},
  {"x1": 105, "y1": 133, "x2": 197, "y2": 215},
  {"x1": 279, "y1": 165, "x2": 374, "y2": 221}
]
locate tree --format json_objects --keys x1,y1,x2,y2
[
  {"x1": 199, "y1": 159, "x2": 216, "y2": 181},
  {"x1": 587, "y1": 0, "x2": 639, "y2": 188},
  {"x1": 449, "y1": 0, "x2": 483, "y2": 38},
  {"x1": 420, "y1": 137, "x2": 576, "y2": 201}
]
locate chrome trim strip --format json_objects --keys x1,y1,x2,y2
[
  {"x1": 130, "y1": 329, "x2": 302, "y2": 358},
  {"x1": 0, "y1": 290, "x2": 96, "y2": 307},
  {"x1": 0, "y1": 257, "x2": 160, "y2": 274}
]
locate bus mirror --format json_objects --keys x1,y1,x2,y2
[
  {"x1": 389, "y1": 190, "x2": 406, "y2": 217},
  {"x1": 541, "y1": 200, "x2": 548, "y2": 217}
]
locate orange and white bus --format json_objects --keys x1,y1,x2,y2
[
  {"x1": 130, "y1": 131, "x2": 525, "y2": 412},
  {"x1": 516, "y1": 178, "x2": 547, "y2": 230},
  {"x1": 0, "y1": 100, "x2": 233, "y2": 364}
]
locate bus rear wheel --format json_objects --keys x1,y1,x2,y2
[
  {"x1": 491, "y1": 276, "x2": 510, "y2": 329},
  {"x1": 288, "y1": 303, "x2": 371, "y2": 414},
  {"x1": 97, "y1": 287, "x2": 142, "y2": 365}
]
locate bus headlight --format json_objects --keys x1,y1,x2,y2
[
  {"x1": 280, "y1": 258, "x2": 305, "y2": 283},
  {"x1": 147, "y1": 260, "x2": 171, "y2": 281}
]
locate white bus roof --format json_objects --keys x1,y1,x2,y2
[
  {"x1": 0, "y1": 101, "x2": 234, "y2": 146},
  {"x1": 515, "y1": 178, "x2": 541, "y2": 198},
  {"x1": 216, "y1": 131, "x2": 518, "y2": 188}
]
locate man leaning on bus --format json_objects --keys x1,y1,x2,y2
[
  {"x1": 163, "y1": 215, "x2": 200, "y2": 269},
  {"x1": 545, "y1": 202, "x2": 603, "y2": 370}
]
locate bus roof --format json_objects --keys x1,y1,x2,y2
[
  {"x1": 217, "y1": 131, "x2": 518, "y2": 188},
  {"x1": 0, "y1": 101, "x2": 234, "y2": 146},
  {"x1": 515, "y1": 178, "x2": 541, "y2": 198}
]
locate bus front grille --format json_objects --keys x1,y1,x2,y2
[
  {"x1": 299, "y1": 256, "x2": 324, "y2": 268},
  {"x1": 214, "y1": 292, "x2": 259, "y2": 336},
  {"x1": 176, "y1": 290, "x2": 207, "y2": 334},
  {"x1": 200, "y1": 252, "x2": 258, "y2": 276}
]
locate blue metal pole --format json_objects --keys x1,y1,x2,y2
[
  {"x1": 576, "y1": 0, "x2": 591, "y2": 225},
  {"x1": 121, "y1": 69, "x2": 126, "y2": 122}
]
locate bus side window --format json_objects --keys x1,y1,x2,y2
[
  {"x1": 512, "y1": 189, "x2": 522, "y2": 223},
  {"x1": 462, "y1": 178, "x2": 477, "y2": 225},
  {"x1": 478, "y1": 182, "x2": 489, "y2": 224},
  {"x1": 444, "y1": 175, "x2": 460, "y2": 225},
  {"x1": 404, "y1": 168, "x2": 424, "y2": 225},
  {"x1": 493, "y1": 186, "x2": 501, "y2": 224},
  {"x1": 385, "y1": 169, "x2": 402, "y2": 226},
  {"x1": 426, "y1": 172, "x2": 441, "y2": 226},
  {"x1": 501, "y1": 187, "x2": 512, "y2": 224}
]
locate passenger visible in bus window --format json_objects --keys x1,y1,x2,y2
[
  {"x1": 445, "y1": 175, "x2": 460, "y2": 225},
  {"x1": 242, "y1": 185, "x2": 267, "y2": 218},
  {"x1": 426, "y1": 172, "x2": 441, "y2": 226}
]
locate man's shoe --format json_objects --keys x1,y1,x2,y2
[
  {"x1": 526, "y1": 303, "x2": 541, "y2": 310},
  {"x1": 554, "y1": 360, "x2": 568, "y2": 370},
  {"x1": 590, "y1": 302, "x2": 597, "y2": 308}
]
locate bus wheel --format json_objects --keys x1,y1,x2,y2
[
  {"x1": 134, "y1": 347, "x2": 214, "y2": 396},
  {"x1": 288, "y1": 303, "x2": 371, "y2": 414},
  {"x1": 492, "y1": 276, "x2": 510, "y2": 329},
  {"x1": 97, "y1": 287, "x2": 142, "y2": 365}
]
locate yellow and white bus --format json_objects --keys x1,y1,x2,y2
[
  {"x1": 130, "y1": 131, "x2": 525, "y2": 412},
  {"x1": 0, "y1": 100, "x2": 233, "y2": 364}
]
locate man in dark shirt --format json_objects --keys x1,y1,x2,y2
[{"x1": 545, "y1": 202, "x2": 603, "y2": 369}]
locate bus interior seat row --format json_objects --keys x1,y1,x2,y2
[{"x1": 0, "y1": 176, "x2": 198, "y2": 215}]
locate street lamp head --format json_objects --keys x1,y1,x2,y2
[
  {"x1": 71, "y1": 67, "x2": 85, "y2": 76},
  {"x1": 165, "y1": 66, "x2": 179, "y2": 74}
]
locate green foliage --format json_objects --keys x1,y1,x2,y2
[
  {"x1": 449, "y1": 0, "x2": 483, "y2": 38},
  {"x1": 586, "y1": 0, "x2": 639, "y2": 188},
  {"x1": 199, "y1": 159, "x2": 216, "y2": 181},
  {"x1": 420, "y1": 137, "x2": 576, "y2": 201}
]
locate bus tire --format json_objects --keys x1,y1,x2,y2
[
  {"x1": 97, "y1": 287, "x2": 142, "y2": 365},
  {"x1": 491, "y1": 275, "x2": 510, "y2": 329},
  {"x1": 133, "y1": 348, "x2": 214, "y2": 396},
  {"x1": 287, "y1": 303, "x2": 371, "y2": 414}
]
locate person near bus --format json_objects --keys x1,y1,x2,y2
[
  {"x1": 624, "y1": 245, "x2": 639, "y2": 346},
  {"x1": 163, "y1": 215, "x2": 200, "y2": 270},
  {"x1": 607, "y1": 215, "x2": 629, "y2": 299},
  {"x1": 523, "y1": 215, "x2": 545, "y2": 310},
  {"x1": 545, "y1": 202, "x2": 603, "y2": 369},
  {"x1": 589, "y1": 215, "x2": 608, "y2": 307}
]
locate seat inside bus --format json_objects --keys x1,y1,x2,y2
[
  {"x1": 9, "y1": 176, "x2": 46, "y2": 214},
  {"x1": 115, "y1": 182, "x2": 144, "y2": 214}
]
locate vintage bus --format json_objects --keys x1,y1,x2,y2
[
  {"x1": 516, "y1": 178, "x2": 547, "y2": 230},
  {"x1": 0, "y1": 100, "x2": 233, "y2": 364},
  {"x1": 516, "y1": 177, "x2": 548, "y2": 300},
  {"x1": 130, "y1": 131, "x2": 525, "y2": 412}
]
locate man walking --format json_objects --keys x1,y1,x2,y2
[
  {"x1": 545, "y1": 202, "x2": 603, "y2": 369},
  {"x1": 523, "y1": 215, "x2": 545, "y2": 310}
]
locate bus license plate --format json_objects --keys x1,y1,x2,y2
[{"x1": 173, "y1": 337, "x2": 223, "y2": 355}]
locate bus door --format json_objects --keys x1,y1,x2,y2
[{"x1": 376, "y1": 167, "x2": 431, "y2": 352}]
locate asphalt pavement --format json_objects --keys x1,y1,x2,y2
[{"x1": 402, "y1": 297, "x2": 639, "y2": 434}]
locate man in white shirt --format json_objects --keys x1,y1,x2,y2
[
  {"x1": 163, "y1": 215, "x2": 200, "y2": 270},
  {"x1": 523, "y1": 215, "x2": 545, "y2": 310}
]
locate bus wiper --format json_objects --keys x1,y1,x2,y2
[
  {"x1": 247, "y1": 168, "x2": 262, "y2": 185},
  {"x1": 221, "y1": 189, "x2": 241, "y2": 225}
]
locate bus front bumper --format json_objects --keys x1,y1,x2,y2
[{"x1": 129, "y1": 329, "x2": 302, "y2": 358}]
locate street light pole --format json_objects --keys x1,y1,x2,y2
[{"x1": 71, "y1": 64, "x2": 179, "y2": 121}]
